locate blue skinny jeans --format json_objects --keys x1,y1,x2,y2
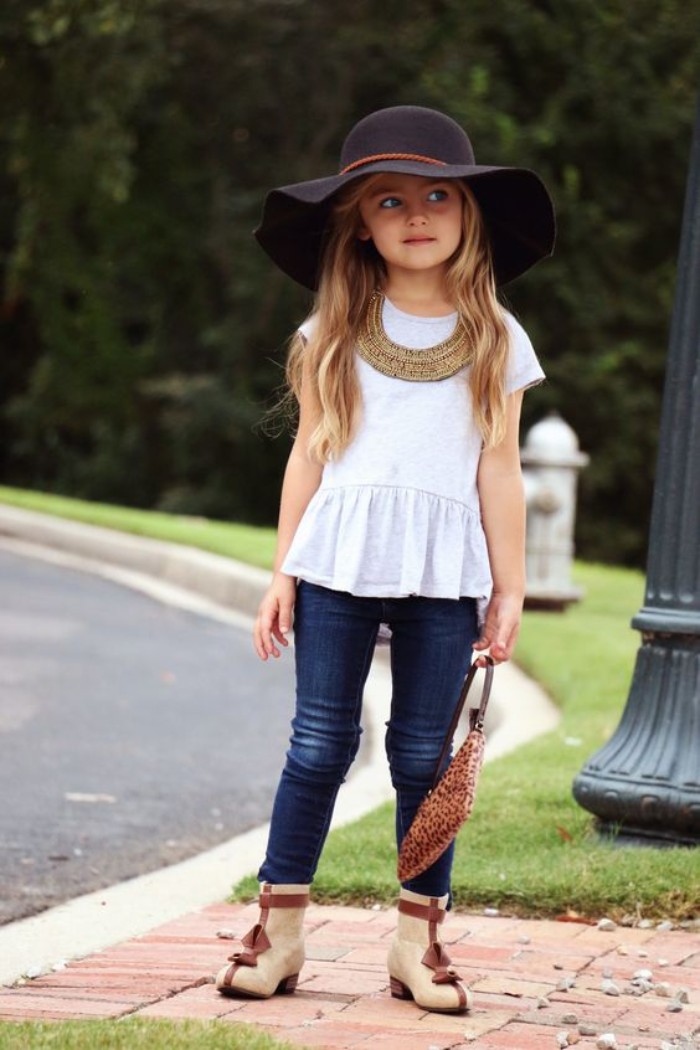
[{"x1": 258, "y1": 580, "x2": 478, "y2": 897}]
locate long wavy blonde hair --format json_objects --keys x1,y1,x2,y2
[{"x1": 286, "y1": 174, "x2": 510, "y2": 462}]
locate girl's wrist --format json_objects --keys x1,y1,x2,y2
[{"x1": 491, "y1": 586, "x2": 525, "y2": 601}]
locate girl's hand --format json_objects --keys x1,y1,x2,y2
[
  {"x1": 254, "y1": 572, "x2": 297, "y2": 661},
  {"x1": 472, "y1": 591, "x2": 523, "y2": 666}
]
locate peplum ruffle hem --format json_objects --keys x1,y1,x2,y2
[{"x1": 281, "y1": 484, "x2": 492, "y2": 601}]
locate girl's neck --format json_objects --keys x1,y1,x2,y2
[{"x1": 381, "y1": 270, "x2": 455, "y2": 318}]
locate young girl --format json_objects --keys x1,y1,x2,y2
[{"x1": 216, "y1": 105, "x2": 555, "y2": 1014}]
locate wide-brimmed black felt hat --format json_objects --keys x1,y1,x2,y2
[{"x1": 254, "y1": 105, "x2": 556, "y2": 290}]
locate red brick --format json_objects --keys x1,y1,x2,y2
[
  {"x1": 255, "y1": 1020, "x2": 370, "y2": 1047},
  {"x1": 470, "y1": 974, "x2": 556, "y2": 1000},
  {"x1": 308, "y1": 921, "x2": 393, "y2": 943},
  {"x1": 306, "y1": 945, "x2": 354, "y2": 962},
  {"x1": 299, "y1": 968, "x2": 385, "y2": 997},
  {"x1": 338, "y1": 946, "x2": 390, "y2": 967},
  {"x1": 521, "y1": 1001, "x2": 623, "y2": 1028},
  {"x1": 367, "y1": 1031, "x2": 478, "y2": 1049},
  {"x1": 3, "y1": 991, "x2": 139, "y2": 1006},
  {"x1": 573, "y1": 926, "x2": 658, "y2": 949},
  {"x1": 308, "y1": 905, "x2": 383, "y2": 924},
  {"x1": 470, "y1": 992, "x2": 542, "y2": 1012},
  {"x1": 472, "y1": 1021, "x2": 580, "y2": 1048},
  {"x1": 612, "y1": 1000, "x2": 698, "y2": 1038},
  {"x1": 135, "y1": 997, "x2": 244, "y2": 1020},
  {"x1": 130, "y1": 983, "x2": 242, "y2": 1020},
  {"x1": 0, "y1": 994, "x2": 132, "y2": 1019},
  {"x1": 221, "y1": 991, "x2": 348, "y2": 1027}
]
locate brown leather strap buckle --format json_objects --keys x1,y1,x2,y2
[
  {"x1": 397, "y1": 898, "x2": 446, "y2": 925},
  {"x1": 259, "y1": 889, "x2": 309, "y2": 910}
]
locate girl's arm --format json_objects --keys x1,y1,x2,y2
[
  {"x1": 254, "y1": 361, "x2": 323, "y2": 661},
  {"x1": 473, "y1": 390, "x2": 526, "y2": 665}
]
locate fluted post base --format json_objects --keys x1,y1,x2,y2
[
  {"x1": 572, "y1": 634, "x2": 700, "y2": 845},
  {"x1": 573, "y1": 96, "x2": 700, "y2": 847}
]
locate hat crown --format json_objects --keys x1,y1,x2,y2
[{"x1": 339, "y1": 105, "x2": 476, "y2": 172}]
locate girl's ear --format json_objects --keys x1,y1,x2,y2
[{"x1": 357, "y1": 226, "x2": 372, "y2": 242}]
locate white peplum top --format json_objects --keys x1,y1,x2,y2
[{"x1": 281, "y1": 296, "x2": 544, "y2": 601}]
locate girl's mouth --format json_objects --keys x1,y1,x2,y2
[{"x1": 403, "y1": 237, "x2": 436, "y2": 245}]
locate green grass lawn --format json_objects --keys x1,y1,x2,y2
[
  {"x1": 1, "y1": 487, "x2": 698, "y2": 922},
  {"x1": 0, "y1": 1020, "x2": 297, "y2": 1050},
  {"x1": 0, "y1": 486, "x2": 277, "y2": 569}
]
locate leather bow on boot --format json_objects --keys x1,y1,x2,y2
[
  {"x1": 215, "y1": 883, "x2": 309, "y2": 999},
  {"x1": 387, "y1": 888, "x2": 471, "y2": 1013}
]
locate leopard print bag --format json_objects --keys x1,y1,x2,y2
[{"x1": 397, "y1": 658, "x2": 494, "y2": 883}]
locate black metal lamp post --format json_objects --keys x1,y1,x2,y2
[{"x1": 572, "y1": 95, "x2": 700, "y2": 846}]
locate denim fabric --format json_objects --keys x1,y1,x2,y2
[{"x1": 259, "y1": 580, "x2": 478, "y2": 897}]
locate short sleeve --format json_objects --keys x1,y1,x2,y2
[
  {"x1": 298, "y1": 314, "x2": 317, "y2": 343},
  {"x1": 504, "y1": 312, "x2": 545, "y2": 394}
]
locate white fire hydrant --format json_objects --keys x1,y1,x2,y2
[{"x1": 520, "y1": 412, "x2": 589, "y2": 609}]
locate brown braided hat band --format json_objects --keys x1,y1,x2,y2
[{"x1": 340, "y1": 151, "x2": 448, "y2": 174}]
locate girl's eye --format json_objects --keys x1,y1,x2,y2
[
  {"x1": 427, "y1": 189, "x2": 449, "y2": 202},
  {"x1": 379, "y1": 197, "x2": 401, "y2": 209}
]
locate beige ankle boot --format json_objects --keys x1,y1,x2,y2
[
  {"x1": 387, "y1": 888, "x2": 471, "y2": 1013},
  {"x1": 215, "y1": 883, "x2": 309, "y2": 998}
]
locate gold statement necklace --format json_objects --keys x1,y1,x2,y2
[{"x1": 356, "y1": 290, "x2": 472, "y2": 382}]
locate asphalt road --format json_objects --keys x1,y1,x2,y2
[{"x1": 0, "y1": 547, "x2": 296, "y2": 925}]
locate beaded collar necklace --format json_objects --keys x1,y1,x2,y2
[{"x1": 357, "y1": 291, "x2": 472, "y2": 382}]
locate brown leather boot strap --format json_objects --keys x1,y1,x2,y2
[
  {"x1": 398, "y1": 898, "x2": 445, "y2": 927},
  {"x1": 422, "y1": 941, "x2": 468, "y2": 1009},
  {"x1": 258, "y1": 890, "x2": 309, "y2": 909}
]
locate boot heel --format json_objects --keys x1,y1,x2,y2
[
  {"x1": 390, "y1": 976, "x2": 413, "y2": 1000},
  {"x1": 276, "y1": 973, "x2": 299, "y2": 994}
]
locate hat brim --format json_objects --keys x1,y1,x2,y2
[{"x1": 254, "y1": 160, "x2": 555, "y2": 290}]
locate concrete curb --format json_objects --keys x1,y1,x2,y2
[
  {"x1": 0, "y1": 503, "x2": 269, "y2": 620},
  {"x1": 0, "y1": 502, "x2": 560, "y2": 986}
]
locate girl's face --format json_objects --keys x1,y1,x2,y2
[{"x1": 356, "y1": 173, "x2": 464, "y2": 279}]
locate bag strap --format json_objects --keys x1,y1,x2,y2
[{"x1": 430, "y1": 657, "x2": 494, "y2": 792}]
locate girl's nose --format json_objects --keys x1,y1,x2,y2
[{"x1": 406, "y1": 207, "x2": 428, "y2": 224}]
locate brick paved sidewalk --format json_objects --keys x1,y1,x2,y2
[{"x1": 1, "y1": 902, "x2": 698, "y2": 1049}]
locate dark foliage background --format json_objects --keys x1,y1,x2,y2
[{"x1": 1, "y1": 0, "x2": 699, "y2": 564}]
